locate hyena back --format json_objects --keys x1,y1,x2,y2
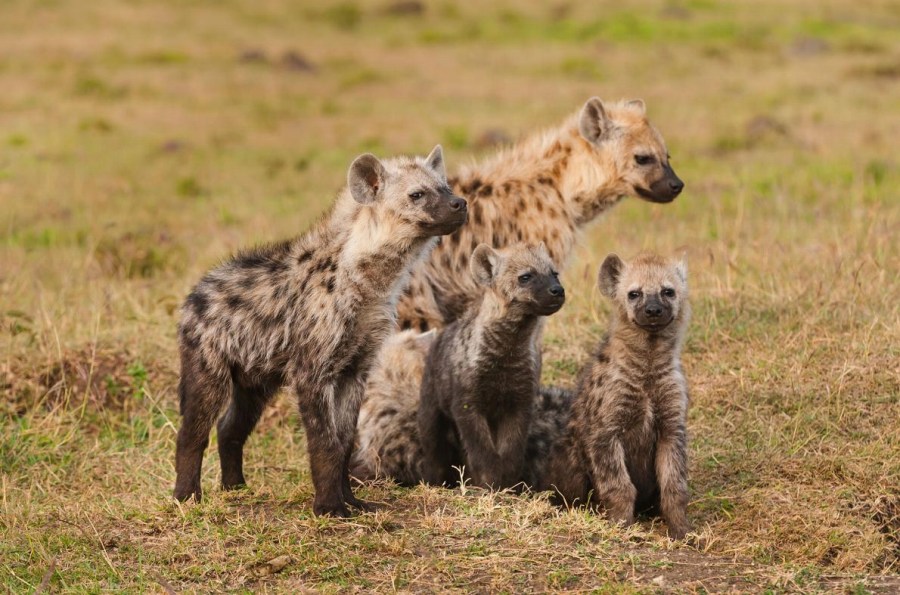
[
  {"x1": 417, "y1": 242, "x2": 565, "y2": 489},
  {"x1": 398, "y1": 97, "x2": 684, "y2": 332},
  {"x1": 538, "y1": 252, "x2": 692, "y2": 539},
  {"x1": 174, "y1": 146, "x2": 467, "y2": 517}
]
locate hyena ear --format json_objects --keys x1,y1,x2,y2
[
  {"x1": 674, "y1": 255, "x2": 688, "y2": 284},
  {"x1": 424, "y1": 144, "x2": 446, "y2": 181},
  {"x1": 578, "y1": 97, "x2": 613, "y2": 145},
  {"x1": 625, "y1": 99, "x2": 646, "y2": 115},
  {"x1": 348, "y1": 153, "x2": 387, "y2": 205},
  {"x1": 471, "y1": 243, "x2": 500, "y2": 287},
  {"x1": 598, "y1": 253, "x2": 624, "y2": 298}
]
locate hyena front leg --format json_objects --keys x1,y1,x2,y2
[
  {"x1": 217, "y1": 380, "x2": 280, "y2": 490},
  {"x1": 174, "y1": 354, "x2": 230, "y2": 502},
  {"x1": 296, "y1": 380, "x2": 349, "y2": 517},
  {"x1": 334, "y1": 373, "x2": 374, "y2": 512},
  {"x1": 494, "y1": 410, "x2": 530, "y2": 489},
  {"x1": 655, "y1": 431, "x2": 691, "y2": 539},
  {"x1": 454, "y1": 412, "x2": 503, "y2": 489},
  {"x1": 587, "y1": 436, "x2": 637, "y2": 527}
]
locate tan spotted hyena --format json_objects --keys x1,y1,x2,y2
[
  {"x1": 174, "y1": 146, "x2": 467, "y2": 517},
  {"x1": 537, "y1": 252, "x2": 692, "y2": 539},
  {"x1": 398, "y1": 97, "x2": 684, "y2": 332}
]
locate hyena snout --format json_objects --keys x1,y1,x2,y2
[
  {"x1": 635, "y1": 295, "x2": 673, "y2": 329},
  {"x1": 424, "y1": 192, "x2": 468, "y2": 235},
  {"x1": 533, "y1": 278, "x2": 566, "y2": 315},
  {"x1": 646, "y1": 165, "x2": 684, "y2": 203}
]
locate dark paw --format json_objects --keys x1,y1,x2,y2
[
  {"x1": 346, "y1": 495, "x2": 377, "y2": 512},
  {"x1": 221, "y1": 479, "x2": 249, "y2": 491},
  {"x1": 173, "y1": 486, "x2": 202, "y2": 503},
  {"x1": 667, "y1": 522, "x2": 693, "y2": 541},
  {"x1": 313, "y1": 501, "x2": 352, "y2": 518}
]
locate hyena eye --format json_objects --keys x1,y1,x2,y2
[
  {"x1": 518, "y1": 273, "x2": 533, "y2": 284},
  {"x1": 408, "y1": 191, "x2": 425, "y2": 200},
  {"x1": 551, "y1": 271, "x2": 559, "y2": 278},
  {"x1": 634, "y1": 154, "x2": 655, "y2": 166},
  {"x1": 627, "y1": 290, "x2": 642, "y2": 300},
  {"x1": 662, "y1": 288, "x2": 676, "y2": 298}
]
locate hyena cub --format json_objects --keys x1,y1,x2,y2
[
  {"x1": 539, "y1": 252, "x2": 692, "y2": 538},
  {"x1": 419, "y1": 243, "x2": 565, "y2": 489},
  {"x1": 174, "y1": 146, "x2": 467, "y2": 517}
]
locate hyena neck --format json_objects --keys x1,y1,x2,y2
[
  {"x1": 336, "y1": 206, "x2": 435, "y2": 299},
  {"x1": 471, "y1": 294, "x2": 541, "y2": 363},
  {"x1": 608, "y1": 313, "x2": 686, "y2": 366}
]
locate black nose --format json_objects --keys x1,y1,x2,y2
[
  {"x1": 669, "y1": 179, "x2": 684, "y2": 195},
  {"x1": 549, "y1": 284, "x2": 564, "y2": 297},
  {"x1": 645, "y1": 304, "x2": 663, "y2": 317},
  {"x1": 449, "y1": 197, "x2": 467, "y2": 211}
]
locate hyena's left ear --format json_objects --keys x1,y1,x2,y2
[
  {"x1": 625, "y1": 99, "x2": 646, "y2": 115},
  {"x1": 578, "y1": 97, "x2": 613, "y2": 145},
  {"x1": 471, "y1": 243, "x2": 500, "y2": 287},
  {"x1": 598, "y1": 253, "x2": 624, "y2": 298},
  {"x1": 675, "y1": 254, "x2": 688, "y2": 284},
  {"x1": 424, "y1": 144, "x2": 446, "y2": 181},
  {"x1": 348, "y1": 153, "x2": 387, "y2": 205}
]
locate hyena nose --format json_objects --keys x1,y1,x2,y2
[
  {"x1": 645, "y1": 304, "x2": 663, "y2": 317},
  {"x1": 448, "y1": 197, "x2": 467, "y2": 211},
  {"x1": 549, "y1": 284, "x2": 564, "y2": 297},
  {"x1": 669, "y1": 179, "x2": 684, "y2": 195}
]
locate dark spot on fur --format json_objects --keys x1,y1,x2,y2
[
  {"x1": 463, "y1": 178, "x2": 482, "y2": 195},
  {"x1": 472, "y1": 206, "x2": 482, "y2": 226},
  {"x1": 419, "y1": 320, "x2": 429, "y2": 332},
  {"x1": 185, "y1": 291, "x2": 209, "y2": 317},
  {"x1": 459, "y1": 252, "x2": 468, "y2": 267},
  {"x1": 329, "y1": 262, "x2": 338, "y2": 273},
  {"x1": 325, "y1": 277, "x2": 335, "y2": 293},
  {"x1": 478, "y1": 184, "x2": 493, "y2": 197},
  {"x1": 297, "y1": 250, "x2": 312, "y2": 264},
  {"x1": 537, "y1": 175, "x2": 553, "y2": 185},
  {"x1": 536, "y1": 200, "x2": 544, "y2": 212},
  {"x1": 502, "y1": 182, "x2": 512, "y2": 194},
  {"x1": 226, "y1": 294, "x2": 245, "y2": 310}
]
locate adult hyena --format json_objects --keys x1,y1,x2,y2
[
  {"x1": 398, "y1": 97, "x2": 684, "y2": 331},
  {"x1": 174, "y1": 146, "x2": 467, "y2": 516},
  {"x1": 537, "y1": 252, "x2": 692, "y2": 539}
]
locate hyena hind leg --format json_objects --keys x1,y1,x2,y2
[
  {"x1": 174, "y1": 356, "x2": 230, "y2": 502},
  {"x1": 217, "y1": 379, "x2": 280, "y2": 491}
]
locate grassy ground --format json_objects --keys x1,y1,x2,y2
[{"x1": 1, "y1": 0, "x2": 898, "y2": 591}]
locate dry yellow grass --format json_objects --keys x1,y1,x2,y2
[{"x1": 1, "y1": 0, "x2": 898, "y2": 591}]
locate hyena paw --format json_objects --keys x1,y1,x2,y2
[
  {"x1": 666, "y1": 519, "x2": 693, "y2": 540},
  {"x1": 313, "y1": 501, "x2": 352, "y2": 518},
  {"x1": 345, "y1": 494, "x2": 378, "y2": 512}
]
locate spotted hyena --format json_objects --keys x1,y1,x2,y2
[
  {"x1": 537, "y1": 252, "x2": 692, "y2": 539},
  {"x1": 173, "y1": 146, "x2": 467, "y2": 516},
  {"x1": 397, "y1": 97, "x2": 684, "y2": 332},
  {"x1": 417, "y1": 242, "x2": 565, "y2": 489}
]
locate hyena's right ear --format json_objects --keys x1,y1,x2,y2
[
  {"x1": 578, "y1": 97, "x2": 613, "y2": 145},
  {"x1": 348, "y1": 153, "x2": 387, "y2": 205},
  {"x1": 471, "y1": 243, "x2": 500, "y2": 287},
  {"x1": 598, "y1": 253, "x2": 624, "y2": 298}
]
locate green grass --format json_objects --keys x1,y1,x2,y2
[{"x1": 1, "y1": 0, "x2": 899, "y2": 591}]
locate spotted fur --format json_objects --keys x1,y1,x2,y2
[
  {"x1": 396, "y1": 97, "x2": 684, "y2": 332},
  {"x1": 173, "y1": 146, "x2": 467, "y2": 517},
  {"x1": 537, "y1": 252, "x2": 692, "y2": 539}
]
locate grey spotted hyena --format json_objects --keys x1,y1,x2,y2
[
  {"x1": 537, "y1": 252, "x2": 692, "y2": 539},
  {"x1": 174, "y1": 146, "x2": 467, "y2": 517},
  {"x1": 418, "y1": 243, "x2": 565, "y2": 489}
]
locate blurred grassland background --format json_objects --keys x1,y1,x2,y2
[{"x1": 1, "y1": 0, "x2": 898, "y2": 591}]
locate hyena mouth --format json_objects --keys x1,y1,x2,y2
[
  {"x1": 635, "y1": 317, "x2": 674, "y2": 331},
  {"x1": 635, "y1": 185, "x2": 678, "y2": 204}
]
